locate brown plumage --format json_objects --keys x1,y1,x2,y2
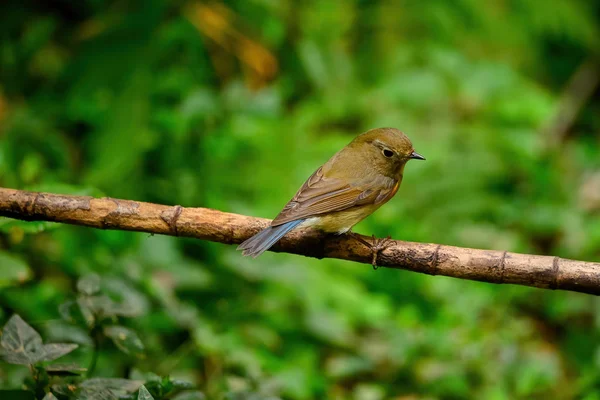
[{"x1": 238, "y1": 127, "x2": 425, "y2": 257}]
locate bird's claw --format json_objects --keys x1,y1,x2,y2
[
  {"x1": 369, "y1": 235, "x2": 394, "y2": 269},
  {"x1": 349, "y1": 233, "x2": 394, "y2": 269}
]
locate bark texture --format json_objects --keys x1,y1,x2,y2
[{"x1": 0, "y1": 187, "x2": 598, "y2": 295}]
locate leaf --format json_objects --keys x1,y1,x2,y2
[
  {"x1": 81, "y1": 378, "x2": 144, "y2": 394},
  {"x1": 68, "y1": 379, "x2": 144, "y2": 400},
  {"x1": 38, "y1": 343, "x2": 78, "y2": 362},
  {"x1": 0, "y1": 314, "x2": 78, "y2": 365},
  {"x1": 172, "y1": 391, "x2": 206, "y2": 400},
  {"x1": 138, "y1": 385, "x2": 155, "y2": 400},
  {"x1": 101, "y1": 278, "x2": 149, "y2": 317},
  {"x1": 54, "y1": 380, "x2": 140, "y2": 400},
  {"x1": 78, "y1": 292, "x2": 145, "y2": 320},
  {"x1": 50, "y1": 384, "x2": 80, "y2": 398},
  {"x1": 171, "y1": 380, "x2": 195, "y2": 391},
  {"x1": 81, "y1": 294, "x2": 118, "y2": 317},
  {"x1": 0, "y1": 252, "x2": 32, "y2": 288},
  {"x1": 42, "y1": 393, "x2": 59, "y2": 400},
  {"x1": 59, "y1": 299, "x2": 95, "y2": 328},
  {"x1": 224, "y1": 392, "x2": 278, "y2": 400},
  {"x1": 0, "y1": 314, "x2": 43, "y2": 364},
  {"x1": 103, "y1": 325, "x2": 145, "y2": 357},
  {"x1": 78, "y1": 389, "x2": 118, "y2": 400},
  {"x1": 160, "y1": 375, "x2": 174, "y2": 393},
  {"x1": 77, "y1": 273, "x2": 101, "y2": 296},
  {"x1": 46, "y1": 363, "x2": 87, "y2": 376}
]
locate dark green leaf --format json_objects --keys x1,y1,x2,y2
[
  {"x1": 51, "y1": 384, "x2": 80, "y2": 398},
  {"x1": 224, "y1": 393, "x2": 278, "y2": 400},
  {"x1": 38, "y1": 343, "x2": 78, "y2": 362},
  {"x1": 0, "y1": 314, "x2": 43, "y2": 364},
  {"x1": 79, "y1": 295, "x2": 113, "y2": 319},
  {"x1": 78, "y1": 389, "x2": 118, "y2": 400},
  {"x1": 172, "y1": 391, "x2": 206, "y2": 400},
  {"x1": 81, "y1": 378, "x2": 144, "y2": 394},
  {"x1": 77, "y1": 273, "x2": 101, "y2": 296},
  {"x1": 59, "y1": 299, "x2": 95, "y2": 328},
  {"x1": 55, "y1": 379, "x2": 143, "y2": 400},
  {"x1": 160, "y1": 375, "x2": 173, "y2": 393},
  {"x1": 103, "y1": 325, "x2": 145, "y2": 357},
  {"x1": 46, "y1": 363, "x2": 87, "y2": 376},
  {"x1": 171, "y1": 380, "x2": 194, "y2": 391},
  {"x1": 101, "y1": 278, "x2": 149, "y2": 317},
  {"x1": 138, "y1": 385, "x2": 154, "y2": 400},
  {"x1": 81, "y1": 292, "x2": 145, "y2": 319}
]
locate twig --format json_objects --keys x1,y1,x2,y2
[{"x1": 0, "y1": 187, "x2": 599, "y2": 295}]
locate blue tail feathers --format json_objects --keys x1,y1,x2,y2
[{"x1": 237, "y1": 220, "x2": 303, "y2": 258}]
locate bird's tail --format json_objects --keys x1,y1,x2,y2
[{"x1": 237, "y1": 220, "x2": 303, "y2": 258}]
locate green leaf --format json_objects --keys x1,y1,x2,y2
[
  {"x1": 0, "y1": 314, "x2": 44, "y2": 364},
  {"x1": 82, "y1": 294, "x2": 119, "y2": 317},
  {"x1": 59, "y1": 378, "x2": 144, "y2": 400},
  {"x1": 172, "y1": 391, "x2": 206, "y2": 400},
  {"x1": 160, "y1": 375, "x2": 174, "y2": 393},
  {"x1": 37, "y1": 343, "x2": 78, "y2": 362},
  {"x1": 101, "y1": 278, "x2": 149, "y2": 317},
  {"x1": 54, "y1": 379, "x2": 143, "y2": 400},
  {"x1": 80, "y1": 378, "x2": 144, "y2": 394},
  {"x1": 76, "y1": 389, "x2": 115, "y2": 400},
  {"x1": 103, "y1": 325, "x2": 145, "y2": 357},
  {"x1": 138, "y1": 385, "x2": 155, "y2": 400},
  {"x1": 224, "y1": 392, "x2": 277, "y2": 400},
  {"x1": 46, "y1": 363, "x2": 87, "y2": 376},
  {"x1": 50, "y1": 384, "x2": 80, "y2": 399},
  {"x1": 58, "y1": 300, "x2": 95, "y2": 329},
  {"x1": 77, "y1": 273, "x2": 102, "y2": 296},
  {"x1": 42, "y1": 393, "x2": 59, "y2": 400},
  {"x1": 0, "y1": 314, "x2": 78, "y2": 365},
  {"x1": 171, "y1": 380, "x2": 194, "y2": 391},
  {"x1": 0, "y1": 252, "x2": 32, "y2": 288}
]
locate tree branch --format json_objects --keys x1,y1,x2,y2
[{"x1": 0, "y1": 187, "x2": 598, "y2": 295}]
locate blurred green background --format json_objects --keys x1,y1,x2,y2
[{"x1": 1, "y1": 0, "x2": 600, "y2": 398}]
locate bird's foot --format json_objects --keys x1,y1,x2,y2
[{"x1": 349, "y1": 233, "x2": 394, "y2": 269}]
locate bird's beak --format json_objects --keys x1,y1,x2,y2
[{"x1": 410, "y1": 151, "x2": 426, "y2": 160}]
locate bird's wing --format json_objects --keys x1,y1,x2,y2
[{"x1": 271, "y1": 166, "x2": 398, "y2": 226}]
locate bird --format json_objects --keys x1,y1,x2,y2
[{"x1": 237, "y1": 127, "x2": 425, "y2": 263}]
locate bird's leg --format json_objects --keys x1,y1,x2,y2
[{"x1": 348, "y1": 232, "x2": 394, "y2": 269}]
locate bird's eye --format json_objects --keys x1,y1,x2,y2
[{"x1": 382, "y1": 149, "x2": 394, "y2": 158}]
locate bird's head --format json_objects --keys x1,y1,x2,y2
[{"x1": 350, "y1": 127, "x2": 425, "y2": 178}]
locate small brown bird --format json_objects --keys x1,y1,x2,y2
[{"x1": 238, "y1": 128, "x2": 425, "y2": 261}]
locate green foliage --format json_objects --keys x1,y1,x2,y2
[
  {"x1": 1, "y1": 315, "x2": 77, "y2": 365},
  {"x1": 0, "y1": 252, "x2": 32, "y2": 288},
  {"x1": 0, "y1": 312, "x2": 203, "y2": 400},
  {"x1": 1, "y1": 0, "x2": 600, "y2": 398}
]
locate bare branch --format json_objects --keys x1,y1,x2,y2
[{"x1": 0, "y1": 187, "x2": 598, "y2": 295}]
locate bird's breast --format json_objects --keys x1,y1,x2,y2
[{"x1": 302, "y1": 203, "x2": 384, "y2": 234}]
